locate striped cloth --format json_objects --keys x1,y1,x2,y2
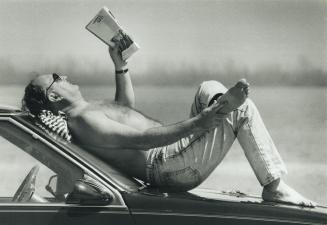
[{"x1": 36, "y1": 110, "x2": 72, "y2": 142}]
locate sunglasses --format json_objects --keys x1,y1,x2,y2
[{"x1": 46, "y1": 73, "x2": 63, "y2": 95}]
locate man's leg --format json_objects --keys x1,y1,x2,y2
[
  {"x1": 187, "y1": 80, "x2": 238, "y2": 180},
  {"x1": 233, "y1": 98, "x2": 315, "y2": 207},
  {"x1": 147, "y1": 80, "x2": 315, "y2": 206},
  {"x1": 146, "y1": 80, "x2": 239, "y2": 190},
  {"x1": 233, "y1": 99, "x2": 287, "y2": 186}
]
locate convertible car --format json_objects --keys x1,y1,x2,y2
[{"x1": 0, "y1": 104, "x2": 326, "y2": 225}]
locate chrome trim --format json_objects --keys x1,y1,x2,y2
[
  {"x1": 0, "y1": 104, "x2": 21, "y2": 112},
  {"x1": 0, "y1": 203, "x2": 127, "y2": 209},
  {"x1": 0, "y1": 117, "x2": 127, "y2": 208},
  {"x1": 131, "y1": 211, "x2": 325, "y2": 225},
  {"x1": 0, "y1": 209, "x2": 129, "y2": 214}
]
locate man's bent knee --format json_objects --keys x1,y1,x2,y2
[
  {"x1": 196, "y1": 80, "x2": 228, "y2": 107},
  {"x1": 198, "y1": 80, "x2": 227, "y2": 94}
]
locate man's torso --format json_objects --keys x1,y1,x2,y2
[{"x1": 68, "y1": 101, "x2": 162, "y2": 180}]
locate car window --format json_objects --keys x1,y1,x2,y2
[
  {"x1": 0, "y1": 120, "x2": 85, "y2": 203},
  {"x1": 18, "y1": 115, "x2": 143, "y2": 192}
]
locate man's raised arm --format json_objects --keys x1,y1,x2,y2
[{"x1": 109, "y1": 37, "x2": 135, "y2": 107}]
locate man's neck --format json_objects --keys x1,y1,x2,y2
[{"x1": 62, "y1": 98, "x2": 89, "y2": 117}]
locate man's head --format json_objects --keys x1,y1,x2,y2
[{"x1": 22, "y1": 73, "x2": 82, "y2": 115}]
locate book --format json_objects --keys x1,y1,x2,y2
[{"x1": 86, "y1": 7, "x2": 139, "y2": 61}]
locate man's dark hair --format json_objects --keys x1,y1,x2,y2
[{"x1": 22, "y1": 81, "x2": 50, "y2": 115}]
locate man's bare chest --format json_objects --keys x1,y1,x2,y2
[
  {"x1": 99, "y1": 103, "x2": 141, "y2": 123},
  {"x1": 93, "y1": 103, "x2": 161, "y2": 130}
]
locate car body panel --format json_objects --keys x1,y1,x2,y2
[
  {"x1": 124, "y1": 189, "x2": 327, "y2": 225},
  {"x1": 0, "y1": 204, "x2": 133, "y2": 225}
]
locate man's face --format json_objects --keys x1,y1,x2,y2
[{"x1": 32, "y1": 74, "x2": 82, "y2": 103}]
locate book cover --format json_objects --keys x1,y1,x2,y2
[{"x1": 86, "y1": 7, "x2": 139, "y2": 61}]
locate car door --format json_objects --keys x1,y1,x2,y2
[{"x1": 0, "y1": 118, "x2": 134, "y2": 225}]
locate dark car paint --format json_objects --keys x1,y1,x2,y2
[
  {"x1": 0, "y1": 108, "x2": 327, "y2": 225},
  {"x1": 0, "y1": 205, "x2": 133, "y2": 225},
  {"x1": 124, "y1": 190, "x2": 327, "y2": 225}
]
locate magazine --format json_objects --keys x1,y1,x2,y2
[{"x1": 86, "y1": 7, "x2": 139, "y2": 61}]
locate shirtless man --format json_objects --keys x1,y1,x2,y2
[{"x1": 22, "y1": 39, "x2": 315, "y2": 207}]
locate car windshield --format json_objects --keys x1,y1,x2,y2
[{"x1": 16, "y1": 115, "x2": 143, "y2": 192}]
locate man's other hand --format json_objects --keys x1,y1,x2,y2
[{"x1": 196, "y1": 101, "x2": 228, "y2": 131}]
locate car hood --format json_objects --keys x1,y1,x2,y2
[
  {"x1": 124, "y1": 187, "x2": 327, "y2": 225},
  {"x1": 189, "y1": 188, "x2": 327, "y2": 214}
]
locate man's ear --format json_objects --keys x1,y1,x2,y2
[{"x1": 47, "y1": 91, "x2": 64, "y2": 102}]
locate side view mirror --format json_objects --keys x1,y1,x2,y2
[{"x1": 66, "y1": 179, "x2": 113, "y2": 205}]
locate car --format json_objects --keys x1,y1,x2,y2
[{"x1": 0, "y1": 104, "x2": 326, "y2": 225}]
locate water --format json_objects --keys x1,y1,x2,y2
[{"x1": 1, "y1": 85, "x2": 326, "y2": 204}]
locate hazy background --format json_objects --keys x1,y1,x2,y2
[
  {"x1": 0, "y1": 0, "x2": 326, "y2": 86},
  {"x1": 0, "y1": 0, "x2": 326, "y2": 205}
]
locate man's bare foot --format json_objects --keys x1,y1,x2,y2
[
  {"x1": 216, "y1": 79, "x2": 250, "y2": 114},
  {"x1": 262, "y1": 179, "x2": 316, "y2": 207}
]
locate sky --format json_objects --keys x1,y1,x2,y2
[{"x1": 0, "y1": 0, "x2": 326, "y2": 84}]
